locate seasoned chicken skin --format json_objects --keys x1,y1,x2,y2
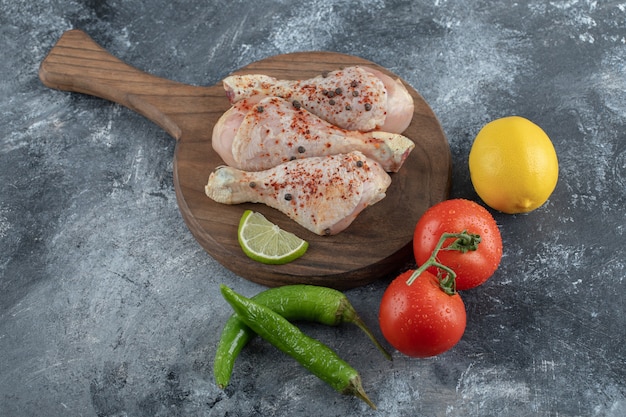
[
  {"x1": 212, "y1": 97, "x2": 415, "y2": 172},
  {"x1": 205, "y1": 151, "x2": 391, "y2": 235},
  {"x1": 222, "y1": 66, "x2": 414, "y2": 133}
]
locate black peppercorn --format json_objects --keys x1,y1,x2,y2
[
  {"x1": 256, "y1": 105, "x2": 264, "y2": 113},
  {"x1": 356, "y1": 160, "x2": 364, "y2": 168},
  {"x1": 284, "y1": 193, "x2": 293, "y2": 201},
  {"x1": 352, "y1": 90, "x2": 359, "y2": 97},
  {"x1": 292, "y1": 100, "x2": 302, "y2": 109},
  {"x1": 364, "y1": 103, "x2": 372, "y2": 111},
  {"x1": 335, "y1": 87, "x2": 343, "y2": 95},
  {"x1": 249, "y1": 181, "x2": 256, "y2": 188},
  {"x1": 297, "y1": 146, "x2": 306, "y2": 153}
]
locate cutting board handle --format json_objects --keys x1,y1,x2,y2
[{"x1": 39, "y1": 29, "x2": 192, "y2": 139}]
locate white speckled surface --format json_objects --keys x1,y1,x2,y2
[{"x1": 1, "y1": 1, "x2": 625, "y2": 416}]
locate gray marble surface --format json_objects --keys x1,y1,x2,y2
[{"x1": 1, "y1": 1, "x2": 625, "y2": 416}]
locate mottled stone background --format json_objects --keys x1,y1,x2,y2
[{"x1": 1, "y1": 1, "x2": 624, "y2": 416}]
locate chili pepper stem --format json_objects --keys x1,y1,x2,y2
[
  {"x1": 352, "y1": 317, "x2": 393, "y2": 361},
  {"x1": 405, "y1": 231, "x2": 481, "y2": 295},
  {"x1": 346, "y1": 376, "x2": 377, "y2": 410},
  {"x1": 340, "y1": 303, "x2": 392, "y2": 361}
]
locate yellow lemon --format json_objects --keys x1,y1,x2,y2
[{"x1": 469, "y1": 116, "x2": 558, "y2": 214}]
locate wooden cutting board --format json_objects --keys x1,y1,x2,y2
[{"x1": 39, "y1": 29, "x2": 451, "y2": 290}]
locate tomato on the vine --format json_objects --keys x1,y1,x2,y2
[
  {"x1": 413, "y1": 199, "x2": 502, "y2": 291},
  {"x1": 379, "y1": 199, "x2": 502, "y2": 357},
  {"x1": 378, "y1": 269, "x2": 466, "y2": 357}
]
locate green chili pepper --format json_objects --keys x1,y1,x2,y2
[
  {"x1": 214, "y1": 284, "x2": 391, "y2": 389},
  {"x1": 220, "y1": 285, "x2": 377, "y2": 409}
]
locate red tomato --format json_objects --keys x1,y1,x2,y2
[
  {"x1": 413, "y1": 199, "x2": 502, "y2": 291},
  {"x1": 379, "y1": 270, "x2": 466, "y2": 357}
]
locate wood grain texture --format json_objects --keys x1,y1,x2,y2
[{"x1": 39, "y1": 29, "x2": 451, "y2": 289}]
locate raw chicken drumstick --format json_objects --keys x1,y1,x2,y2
[
  {"x1": 222, "y1": 66, "x2": 414, "y2": 133},
  {"x1": 212, "y1": 97, "x2": 415, "y2": 173},
  {"x1": 205, "y1": 151, "x2": 391, "y2": 236}
]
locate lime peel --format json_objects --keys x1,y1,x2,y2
[{"x1": 238, "y1": 210, "x2": 309, "y2": 264}]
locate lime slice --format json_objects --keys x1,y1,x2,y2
[{"x1": 237, "y1": 210, "x2": 309, "y2": 264}]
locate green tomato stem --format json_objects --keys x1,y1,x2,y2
[{"x1": 405, "y1": 231, "x2": 481, "y2": 295}]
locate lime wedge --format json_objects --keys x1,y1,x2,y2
[{"x1": 237, "y1": 210, "x2": 309, "y2": 264}]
